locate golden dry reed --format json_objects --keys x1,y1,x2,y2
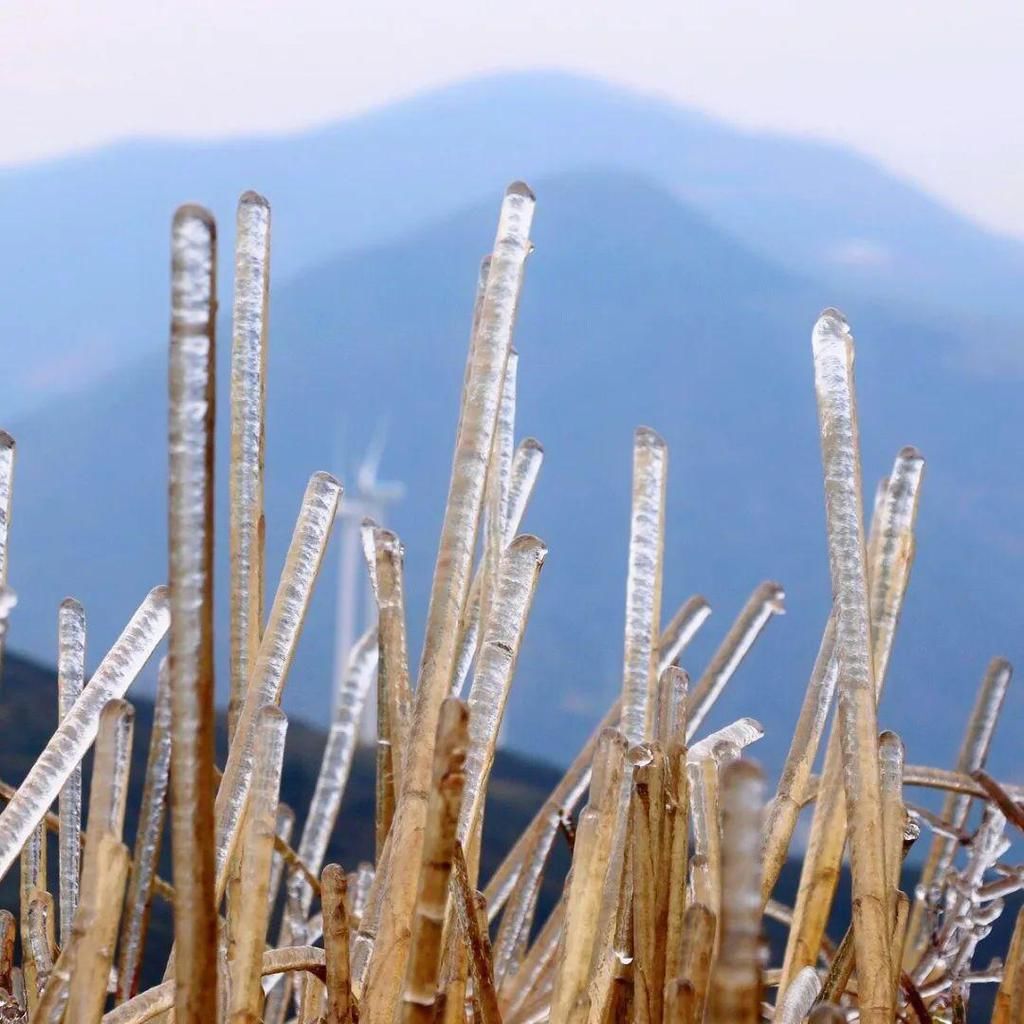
[{"x1": 0, "y1": 184, "x2": 1019, "y2": 1024}]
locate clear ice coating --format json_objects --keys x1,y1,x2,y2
[
  {"x1": 686, "y1": 718, "x2": 764, "y2": 763},
  {"x1": 909, "y1": 656, "x2": 1012, "y2": 960},
  {"x1": 0, "y1": 586, "x2": 168, "y2": 882},
  {"x1": 459, "y1": 535, "x2": 546, "y2": 865},
  {"x1": 451, "y1": 435, "x2": 544, "y2": 698},
  {"x1": 775, "y1": 966, "x2": 821, "y2": 1023},
  {"x1": 118, "y1": 662, "x2": 172, "y2": 1002},
  {"x1": 360, "y1": 183, "x2": 534, "y2": 1024},
  {"x1": 87, "y1": 698, "x2": 134, "y2": 841},
  {"x1": 810, "y1": 308, "x2": 891, "y2": 1018},
  {"x1": 482, "y1": 592, "x2": 711, "y2": 933},
  {"x1": 479, "y1": 349, "x2": 518, "y2": 635},
  {"x1": 686, "y1": 581, "x2": 784, "y2": 740},
  {"x1": 214, "y1": 470, "x2": 340, "y2": 895},
  {"x1": 619, "y1": 427, "x2": 668, "y2": 745},
  {"x1": 287, "y1": 625, "x2": 378, "y2": 931},
  {"x1": 229, "y1": 705, "x2": 287, "y2": 1020},
  {"x1": 229, "y1": 191, "x2": 270, "y2": 737},
  {"x1": 169, "y1": 202, "x2": 219, "y2": 1022},
  {"x1": 56, "y1": 597, "x2": 86, "y2": 947},
  {"x1": 780, "y1": 444, "x2": 924, "y2": 994}
]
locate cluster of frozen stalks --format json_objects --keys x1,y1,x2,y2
[{"x1": 0, "y1": 181, "x2": 1020, "y2": 1024}]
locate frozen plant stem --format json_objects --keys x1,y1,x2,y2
[
  {"x1": 619, "y1": 426, "x2": 667, "y2": 745},
  {"x1": 57, "y1": 596, "x2": 86, "y2": 947},
  {"x1": 168, "y1": 203, "x2": 219, "y2": 1024},
  {"x1": 808, "y1": 308, "x2": 892, "y2": 1022},
  {"x1": 360, "y1": 182, "x2": 533, "y2": 1024},
  {"x1": 780, "y1": 444, "x2": 923, "y2": 993},
  {"x1": 228, "y1": 190, "x2": 270, "y2": 739},
  {"x1": 0, "y1": 586, "x2": 169, "y2": 884}
]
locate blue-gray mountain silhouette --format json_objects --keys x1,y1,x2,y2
[{"x1": 7, "y1": 171, "x2": 1021, "y2": 778}]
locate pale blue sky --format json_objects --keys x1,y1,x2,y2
[{"x1": 3, "y1": 0, "x2": 1022, "y2": 236}]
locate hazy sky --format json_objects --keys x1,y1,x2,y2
[{"x1": 4, "y1": 1, "x2": 1023, "y2": 236}]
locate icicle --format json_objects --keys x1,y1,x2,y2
[
  {"x1": 214, "y1": 470, "x2": 340, "y2": 897},
  {"x1": 658, "y1": 596, "x2": 711, "y2": 674},
  {"x1": 619, "y1": 426, "x2": 668, "y2": 745},
  {"x1": 290, "y1": 626, "x2": 378, "y2": 917},
  {"x1": 57, "y1": 596, "x2": 86, "y2": 947},
  {"x1": 168, "y1": 202, "x2": 219, "y2": 1024},
  {"x1": 88, "y1": 699, "x2": 134, "y2": 843},
  {"x1": 361, "y1": 518, "x2": 381, "y2": 604},
  {"x1": 229, "y1": 190, "x2": 270, "y2": 739},
  {"x1": 459, "y1": 534, "x2": 547, "y2": 880},
  {"x1": 361, "y1": 183, "x2": 534, "y2": 1024},
  {"x1": 0, "y1": 585, "x2": 168, "y2": 882},
  {"x1": 451, "y1": 435, "x2": 545, "y2": 698},
  {"x1": 483, "y1": 593, "x2": 710, "y2": 926},
  {"x1": 775, "y1": 967, "x2": 820, "y2": 1024},
  {"x1": 227, "y1": 706, "x2": 288, "y2": 1020},
  {"x1": 686, "y1": 581, "x2": 784, "y2": 740},
  {"x1": 808, "y1": 308, "x2": 891, "y2": 1021},
  {"x1": 118, "y1": 661, "x2": 172, "y2": 1002},
  {"x1": 373, "y1": 527, "x2": 408, "y2": 851},
  {"x1": 908, "y1": 657, "x2": 1012, "y2": 964},
  {"x1": 686, "y1": 718, "x2": 764, "y2": 763},
  {"x1": 479, "y1": 349, "x2": 519, "y2": 641},
  {"x1": 781, "y1": 445, "x2": 924, "y2": 995}
]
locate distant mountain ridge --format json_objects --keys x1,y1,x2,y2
[
  {"x1": 6, "y1": 171, "x2": 1022, "y2": 776},
  {"x1": 2, "y1": 72, "x2": 1023, "y2": 418}
]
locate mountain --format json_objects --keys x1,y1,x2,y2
[
  {"x1": 2, "y1": 72, "x2": 1023, "y2": 419},
  {"x1": 6, "y1": 171, "x2": 1022, "y2": 782}
]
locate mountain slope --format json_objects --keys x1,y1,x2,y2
[
  {"x1": 6, "y1": 171, "x2": 1022, "y2": 777},
  {"x1": 2, "y1": 72, "x2": 1023, "y2": 417}
]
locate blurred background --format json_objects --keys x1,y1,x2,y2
[{"x1": 2, "y1": 0, "x2": 1022, "y2": 787}]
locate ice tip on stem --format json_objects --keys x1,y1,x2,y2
[
  {"x1": 238, "y1": 189, "x2": 270, "y2": 211},
  {"x1": 172, "y1": 202, "x2": 216, "y2": 236},
  {"x1": 896, "y1": 444, "x2": 925, "y2": 465},
  {"x1": 309, "y1": 469, "x2": 343, "y2": 498},
  {"x1": 634, "y1": 425, "x2": 667, "y2": 451},
  {"x1": 756, "y1": 580, "x2": 786, "y2": 614},
  {"x1": 628, "y1": 742, "x2": 655, "y2": 770},
  {"x1": 506, "y1": 533, "x2": 548, "y2": 564},
  {"x1": 988, "y1": 655, "x2": 1013, "y2": 677},
  {"x1": 505, "y1": 180, "x2": 536, "y2": 201},
  {"x1": 519, "y1": 436, "x2": 544, "y2": 455},
  {"x1": 59, "y1": 595, "x2": 84, "y2": 616},
  {"x1": 813, "y1": 307, "x2": 851, "y2": 340},
  {"x1": 0, "y1": 430, "x2": 13, "y2": 451}
]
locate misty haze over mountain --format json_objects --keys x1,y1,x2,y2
[{"x1": 3, "y1": 73, "x2": 1021, "y2": 774}]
